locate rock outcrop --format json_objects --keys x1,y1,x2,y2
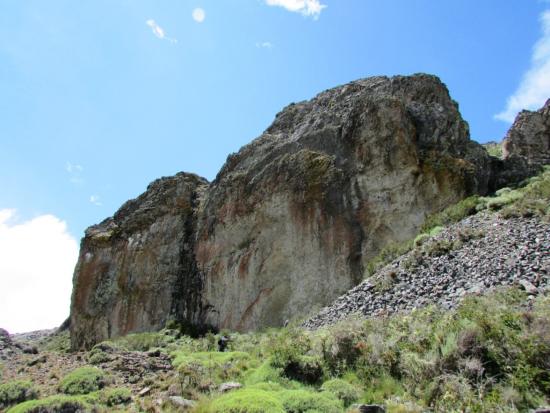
[
  {"x1": 503, "y1": 99, "x2": 550, "y2": 166},
  {"x1": 195, "y1": 74, "x2": 492, "y2": 333},
  {"x1": 70, "y1": 173, "x2": 208, "y2": 350},
  {"x1": 70, "y1": 74, "x2": 550, "y2": 349}
]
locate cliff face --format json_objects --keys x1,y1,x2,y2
[
  {"x1": 195, "y1": 75, "x2": 491, "y2": 331},
  {"x1": 69, "y1": 74, "x2": 549, "y2": 349},
  {"x1": 70, "y1": 173, "x2": 208, "y2": 350},
  {"x1": 503, "y1": 99, "x2": 550, "y2": 166}
]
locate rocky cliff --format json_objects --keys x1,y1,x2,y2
[
  {"x1": 70, "y1": 74, "x2": 549, "y2": 349},
  {"x1": 503, "y1": 99, "x2": 550, "y2": 166},
  {"x1": 70, "y1": 173, "x2": 208, "y2": 349}
]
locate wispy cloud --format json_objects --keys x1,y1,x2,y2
[
  {"x1": 192, "y1": 8, "x2": 206, "y2": 23},
  {"x1": 256, "y1": 41, "x2": 273, "y2": 49},
  {"x1": 265, "y1": 0, "x2": 327, "y2": 19},
  {"x1": 495, "y1": 10, "x2": 550, "y2": 122},
  {"x1": 90, "y1": 195, "x2": 102, "y2": 206},
  {"x1": 66, "y1": 162, "x2": 84, "y2": 185},
  {"x1": 0, "y1": 209, "x2": 78, "y2": 333},
  {"x1": 146, "y1": 19, "x2": 177, "y2": 43}
]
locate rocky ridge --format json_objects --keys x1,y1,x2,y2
[
  {"x1": 304, "y1": 211, "x2": 550, "y2": 329},
  {"x1": 70, "y1": 73, "x2": 550, "y2": 349}
]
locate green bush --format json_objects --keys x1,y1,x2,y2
[
  {"x1": 207, "y1": 388, "x2": 285, "y2": 413},
  {"x1": 268, "y1": 329, "x2": 325, "y2": 385},
  {"x1": 88, "y1": 350, "x2": 111, "y2": 365},
  {"x1": 364, "y1": 239, "x2": 414, "y2": 277},
  {"x1": 500, "y1": 166, "x2": 550, "y2": 219},
  {"x1": 6, "y1": 394, "x2": 97, "y2": 413},
  {"x1": 413, "y1": 233, "x2": 430, "y2": 247},
  {"x1": 278, "y1": 389, "x2": 343, "y2": 413},
  {"x1": 421, "y1": 195, "x2": 481, "y2": 232},
  {"x1": 245, "y1": 361, "x2": 285, "y2": 386},
  {"x1": 100, "y1": 387, "x2": 132, "y2": 406},
  {"x1": 59, "y1": 367, "x2": 107, "y2": 395},
  {"x1": 0, "y1": 381, "x2": 38, "y2": 408},
  {"x1": 38, "y1": 330, "x2": 71, "y2": 353},
  {"x1": 320, "y1": 379, "x2": 360, "y2": 406}
]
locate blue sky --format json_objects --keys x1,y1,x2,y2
[{"x1": 0, "y1": 0, "x2": 549, "y2": 332}]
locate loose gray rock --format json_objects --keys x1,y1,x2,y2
[
  {"x1": 218, "y1": 382, "x2": 242, "y2": 393},
  {"x1": 519, "y1": 279, "x2": 538, "y2": 295},
  {"x1": 167, "y1": 396, "x2": 196, "y2": 410},
  {"x1": 304, "y1": 213, "x2": 550, "y2": 329}
]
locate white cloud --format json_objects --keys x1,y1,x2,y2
[
  {"x1": 89, "y1": 195, "x2": 102, "y2": 206},
  {"x1": 192, "y1": 8, "x2": 206, "y2": 23},
  {"x1": 65, "y1": 162, "x2": 83, "y2": 173},
  {"x1": 495, "y1": 10, "x2": 550, "y2": 122},
  {"x1": 0, "y1": 209, "x2": 78, "y2": 333},
  {"x1": 265, "y1": 0, "x2": 327, "y2": 19},
  {"x1": 146, "y1": 19, "x2": 177, "y2": 43},
  {"x1": 256, "y1": 41, "x2": 273, "y2": 49},
  {"x1": 66, "y1": 162, "x2": 84, "y2": 185}
]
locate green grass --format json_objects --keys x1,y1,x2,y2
[
  {"x1": 483, "y1": 142, "x2": 503, "y2": 158},
  {"x1": 278, "y1": 389, "x2": 343, "y2": 412},
  {"x1": 206, "y1": 388, "x2": 285, "y2": 413},
  {"x1": 58, "y1": 366, "x2": 107, "y2": 395}
]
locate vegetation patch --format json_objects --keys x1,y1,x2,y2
[
  {"x1": 0, "y1": 381, "x2": 38, "y2": 409},
  {"x1": 6, "y1": 394, "x2": 98, "y2": 413},
  {"x1": 100, "y1": 387, "x2": 132, "y2": 406},
  {"x1": 206, "y1": 388, "x2": 285, "y2": 413},
  {"x1": 58, "y1": 367, "x2": 107, "y2": 395},
  {"x1": 499, "y1": 166, "x2": 550, "y2": 219},
  {"x1": 320, "y1": 378, "x2": 360, "y2": 407},
  {"x1": 278, "y1": 389, "x2": 343, "y2": 413},
  {"x1": 108, "y1": 331, "x2": 174, "y2": 351}
]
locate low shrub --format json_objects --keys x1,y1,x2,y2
[
  {"x1": 0, "y1": 381, "x2": 38, "y2": 408},
  {"x1": 281, "y1": 355, "x2": 325, "y2": 385},
  {"x1": 38, "y1": 331, "x2": 71, "y2": 353},
  {"x1": 59, "y1": 367, "x2": 107, "y2": 395},
  {"x1": 320, "y1": 378, "x2": 360, "y2": 406},
  {"x1": 174, "y1": 351, "x2": 253, "y2": 393},
  {"x1": 207, "y1": 388, "x2": 285, "y2": 413},
  {"x1": 421, "y1": 196, "x2": 481, "y2": 232},
  {"x1": 88, "y1": 350, "x2": 111, "y2": 365},
  {"x1": 6, "y1": 394, "x2": 98, "y2": 413},
  {"x1": 278, "y1": 389, "x2": 343, "y2": 413},
  {"x1": 364, "y1": 240, "x2": 414, "y2": 277},
  {"x1": 245, "y1": 361, "x2": 285, "y2": 386},
  {"x1": 100, "y1": 387, "x2": 132, "y2": 406}
]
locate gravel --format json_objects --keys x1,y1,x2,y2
[{"x1": 304, "y1": 212, "x2": 550, "y2": 329}]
